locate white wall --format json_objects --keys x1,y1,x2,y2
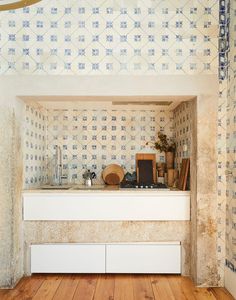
[{"x1": 0, "y1": 75, "x2": 218, "y2": 97}]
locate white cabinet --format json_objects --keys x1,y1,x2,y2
[
  {"x1": 30, "y1": 243, "x2": 181, "y2": 274},
  {"x1": 31, "y1": 244, "x2": 105, "y2": 273},
  {"x1": 23, "y1": 191, "x2": 190, "y2": 221},
  {"x1": 106, "y1": 244, "x2": 181, "y2": 274}
]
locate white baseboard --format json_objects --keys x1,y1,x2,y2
[{"x1": 225, "y1": 267, "x2": 236, "y2": 299}]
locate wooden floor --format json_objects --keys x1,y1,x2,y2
[{"x1": 0, "y1": 274, "x2": 234, "y2": 300}]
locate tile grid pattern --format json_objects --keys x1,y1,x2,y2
[
  {"x1": 173, "y1": 101, "x2": 192, "y2": 171},
  {"x1": 0, "y1": 0, "x2": 218, "y2": 75},
  {"x1": 217, "y1": 77, "x2": 227, "y2": 283},
  {"x1": 24, "y1": 102, "x2": 47, "y2": 188},
  {"x1": 24, "y1": 104, "x2": 173, "y2": 186},
  {"x1": 225, "y1": 0, "x2": 236, "y2": 275},
  {"x1": 46, "y1": 106, "x2": 173, "y2": 184},
  {"x1": 217, "y1": 0, "x2": 229, "y2": 276}
]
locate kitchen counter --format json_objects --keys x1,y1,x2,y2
[
  {"x1": 23, "y1": 185, "x2": 190, "y2": 221},
  {"x1": 23, "y1": 184, "x2": 190, "y2": 196},
  {"x1": 22, "y1": 183, "x2": 191, "y2": 276}
]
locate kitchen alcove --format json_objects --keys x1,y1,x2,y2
[
  {"x1": 0, "y1": 73, "x2": 220, "y2": 288},
  {"x1": 21, "y1": 96, "x2": 194, "y2": 188}
]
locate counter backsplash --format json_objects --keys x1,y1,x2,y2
[{"x1": 23, "y1": 102, "x2": 174, "y2": 188}]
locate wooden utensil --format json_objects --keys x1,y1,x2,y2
[
  {"x1": 167, "y1": 169, "x2": 175, "y2": 187},
  {"x1": 136, "y1": 153, "x2": 157, "y2": 183},
  {"x1": 102, "y1": 164, "x2": 125, "y2": 185},
  {"x1": 178, "y1": 158, "x2": 190, "y2": 191}
]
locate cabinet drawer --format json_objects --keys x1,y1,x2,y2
[
  {"x1": 23, "y1": 193, "x2": 190, "y2": 221},
  {"x1": 106, "y1": 244, "x2": 181, "y2": 274},
  {"x1": 31, "y1": 244, "x2": 105, "y2": 273}
]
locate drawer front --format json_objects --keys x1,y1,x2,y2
[
  {"x1": 23, "y1": 194, "x2": 190, "y2": 221},
  {"x1": 31, "y1": 244, "x2": 105, "y2": 273},
  {"x1": 106, "y1": 244, "x2": 181, "y2": 274}
]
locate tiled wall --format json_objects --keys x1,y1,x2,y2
[
  {"x1": 2, "y1": 0, "x2": 233, "y2": 287},
  {"x1": 46, "y1": 106, "x2": 173, "y2": 184},
  {"x1": 214, "y1": 0, "x2": 230, "y2": 284},
  {"x1": 24, "y1": 103, "x2": 174, "y2": 186},
  {"x1": 24, "y1": 102, "x2": 47, "y2": 188},
  {"x1": 225, "y1": 0, "x2": 236, "y2": 276},
  {"x1": 173, "y1": 101, "x2": 192, "y2": 171},
  {"x1": 0, "y1": 0, "x2": 218, "y2": 75}
]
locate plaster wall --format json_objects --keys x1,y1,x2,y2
[
  {"x1": 174, "y1": 96, "x2": 219, "y2": 286},
  {"x1": 173, "y1": 98, "x2": 198, "y2": 281},
  {"x1": 195, "y1": 95, "x2": 219, "y2": 286},
  {"x1": 0, "y1": 98, "x2": 24, "y2": 288},
  {"x1": 23, "y1": 221, "x2": 190, "y2": 276},
  {"x1": 224, "y1": 0, "x2": 236, "y2": 296}
]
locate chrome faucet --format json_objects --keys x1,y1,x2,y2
[{"x1": 55, "y1": 145, "x2": 63, "y2": 185}]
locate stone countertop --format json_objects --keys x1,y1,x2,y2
[{"x1": 23, "y1": 184, "x2": 190, "y2": 195}]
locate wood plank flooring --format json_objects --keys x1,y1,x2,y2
[{"x1": 0, "y1": 274, "x2": 234, "y2": 300}]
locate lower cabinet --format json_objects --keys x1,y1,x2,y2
[
  {"x1": 31, "y1": 244, "x2": 106, "y2": 273},
  {"x1": 31, "y1": 243, "x2": 181, "y2": 274},
  {"x1": 106, "y1": 244, "x2": 181, "y2": 274}
]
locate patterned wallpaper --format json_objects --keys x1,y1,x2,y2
[
  {"x1": 24, "y1": 103, "x2": 174, "y2": 186},
  {"x1": 23, "y1": 102, "x2": 47, "y2": 188},
  {"x1": 0, "y1": 0, "x2": 218, "y2": 75},
  {"x1": 173, "y1": 101, "x2": 192, "y2": 171}
]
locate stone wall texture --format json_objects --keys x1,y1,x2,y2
[
  {"x1": 23, "y1": 221, "x2": 190, "y2": 276},
  {"x1": 0, "y1": 105, "x2": 23, "y2": 288}
]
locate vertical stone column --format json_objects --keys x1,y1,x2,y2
[
  {"x1": 190, "y1": 98, "x2": 197, "y2": 283},
  {"x1": 0, "y1": 107, "x2": 15, "y2": 288},
  {"x1": 0, "y1": 101, "x2": 23, "y2": 288},
  {"x1": 190, "y1": 95, "x2": 219, "y2": 286}
]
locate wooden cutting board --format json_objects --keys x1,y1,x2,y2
[{"x1": 178, "y1": 158, "x2": 190, "y2": 191}]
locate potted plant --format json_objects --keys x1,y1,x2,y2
[{"x1": 146, "y1": 132, "x2": 176, "y2": 169}]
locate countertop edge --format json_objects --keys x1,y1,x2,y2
[{"x1": 22, "y1": 189, "x2": 191, "y2": 195}]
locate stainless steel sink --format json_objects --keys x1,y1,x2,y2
[{"x1": 40, "y1": 185, "x2": 71, "y2": 190}]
